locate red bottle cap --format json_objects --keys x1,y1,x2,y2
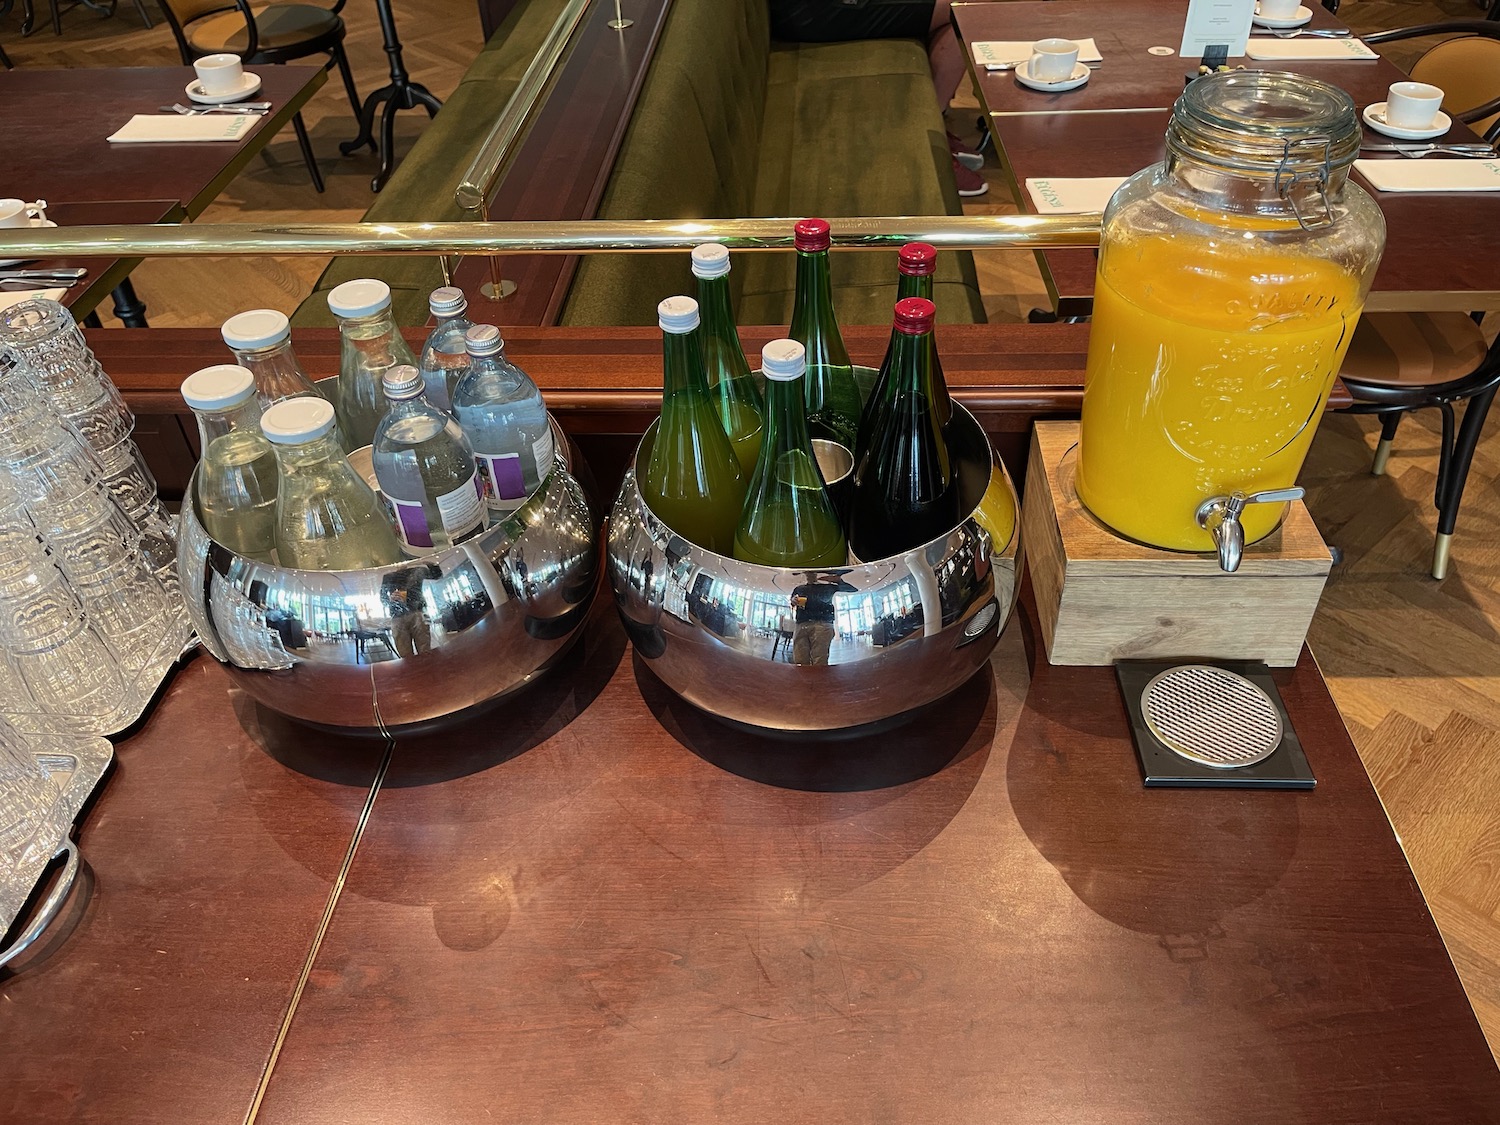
[
  {"x1": 893, "y1": 297, "x2": 936, "y2": 335},
  {"x1": 898, "y1": 242, "x2": 937, "y2": 277},
  {"x1": 794, "y1": 218, "x2": 831, "y2": 252}
]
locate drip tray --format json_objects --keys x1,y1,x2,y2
[{"x1": 1115, "y1": 660, "x2": 1315, "y2": 789}]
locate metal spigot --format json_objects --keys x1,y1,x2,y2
[{"x1": 1194, "y1": 487, "x2": 1305, "y2": 573}]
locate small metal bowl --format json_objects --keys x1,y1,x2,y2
[
  {"x1": 176, "y1": 418, "x2": 598, "y2": 732},
  {"x1": 606, "y1": 382, "x2": 1020, "y2": 734}
]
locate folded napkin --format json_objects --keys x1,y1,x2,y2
[
  {"x1": 1243, "y1": 38, "x2": 1377, "y2": 61},
  {"x1": 1025, "y1": 176, "x2": 1127, "y2": 214},
  {"x1": 0, "y1": 288, "x2": 67, "y2": 312},
  {"x1": 107, "y1": 114, "x2": 256, "y2": 144},
  {"x1": 1355, "y1": 158, "x2": 1500, "y2": 193},
  {"x1": 972, "y1": 37, "x2": 1103, "y2": 69}
]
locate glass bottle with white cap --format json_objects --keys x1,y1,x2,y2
[
  {"x1": 326, "y1": 278, "x2": 420, "y2": 451},
  {"x1": 180, "y1": 363, "x2": 279, "y2": 564},
  {"x1": 220, "y1": 309, "x2": 332, "y2": 412},
  {"x1": 450, "y1": 324, "x2": 554, "y2": 518},
  {"x1": 734, "y1": 340, "x2": 846, "y2": 568},
  {"x1": 417, "y1": 286, "x2": 474, "y2": 413},
  {"x1": 690, "y1": 243, "x2": 762, "y2": 475},
  {"x1": 261, "y1": 397, "x2": 403, "y2": 570},
  {"x1": 372, "y1": 364, "x2": 486, "y2": 556}
]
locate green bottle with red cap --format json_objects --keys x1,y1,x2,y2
[{"x1": 787, "y1": 218, "x2": 861, "y2": 450}]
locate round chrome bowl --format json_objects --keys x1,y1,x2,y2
[
  {"x1": 176, "y1": 418, "x2": 598, "y2": 732},
  {"x1": 606, "y1": 392, "x2": 1020, "y2": 734}
]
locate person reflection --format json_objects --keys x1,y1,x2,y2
[
  {"x1": 383, "y1": 562, "x2": 440, "y2": 658},
  {"x1": 790, "y1": 570, "x2": 856, "y2": 666}
]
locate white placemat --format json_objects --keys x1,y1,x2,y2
[
  {"x1": 0, "y1": 288, "x2": 67, "y2": 311},
  {"x1": 106, "y1": 115, "x2": 256, "y2": 143},
  {"x1": 1355, "y1": 159, "x2": 1500, "y2": 192},
  {"x1": 972, "y1": 37, "x2": 1103, "y2": 69},
  {"x1": 1243, "y1": 38, "x2": 1377, "y2": 61},
  {"x1": 1025, "y1": 176, "x2": 1127, "y2": 213}
]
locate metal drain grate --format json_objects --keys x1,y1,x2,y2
[{"x1": 1140, "y1": 665, "x2": 1283, "y2": 769}]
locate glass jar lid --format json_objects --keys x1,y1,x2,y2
[{"x1": 1169, "y1": 70, "x2": 1360, "y2": 176}]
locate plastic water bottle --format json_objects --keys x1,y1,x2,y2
[
  {"x1": 450, "y1": 325, "x2": 553, "y2": 518},
  {"x1": 372, "y1": 364, "x2": 486, "y2": 555},
  {"x1": 180, "y1": 364, "x2": 279, "y2": 564},
  {"x1": 417, "y1": 287, "x2": 474, "y2": 413}
]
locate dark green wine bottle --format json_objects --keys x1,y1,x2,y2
[
  {"x1": 641, "y1": 297, "x2": 747, "y2": 555},
  {"x1": 788, "y1": 218, "x2": 860, "y2": 449},
  {"x1": 734, "y1": 340, "x2": 847, "y2": 568},
  {"x1": 691, "y1": 243, "x2": 764, "y2": 476},
  {"x1": 860, "y1": 242, "x2": 953, "y2": 442},
  {"x1": 848, "y1": 298, "x2": 961, "y2": 562}
]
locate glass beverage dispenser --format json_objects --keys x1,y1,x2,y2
[{"x1": 1077, "y1": 72, "x2": 1385, "y2": 569}]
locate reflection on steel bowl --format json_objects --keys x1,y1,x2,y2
[
  {"x1": 177, "y1": 419, "x2": 598, "y2": 732},
  {"x1": 607, "y1": 394, "x2": 1020, "y2": 734}
]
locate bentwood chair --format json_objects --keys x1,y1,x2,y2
[
  {"x1": 157, "y1": 0, "x2": 366, "y2": 194},
  {"x1": 1335, "y1": 19, "x2": 1500, "y2": 579}
]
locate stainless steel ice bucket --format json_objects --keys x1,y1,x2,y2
[
  {"x1": 176, "y1": 418, "x2": 598, "y2": 731},
  {"x1": 606, "y1": 396, "x2": 1020, "y2": 733}
]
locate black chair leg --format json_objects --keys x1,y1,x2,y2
[
  {"x1": 111, "y1": 279, "x2": 149, "y2": 328},
  {"x1": 1371, "y1": 411, "x2": 1402, "y2": 476},
  {"x1": 0, "y1": 41, "x2": 11, "y2": 69},
  {"x1": 332, "y1": 41, "x2": 364, "y2": 123},
  {"x1": 290, "y1": 111, "x2": 326, "y2": 193},
  {"x1": 82, "y1": 311, "x2": 102, "y2": 328},
  {"x1": 1431, "y1": 385, "x2": 1497, "y2": 579},
  {"x1": 131, "y1": 0, "x2": 151, "y2": 26}
]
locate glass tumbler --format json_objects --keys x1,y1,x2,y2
[
  {"x1": 0, "y1": 299, "x2": 133, "y2": 423},
  {"x1": 0, "y1": 719, "x2": 66, "y2": 903},
  {"x1": 0, "y1": 573, "x2": 126, "y2": 726}
]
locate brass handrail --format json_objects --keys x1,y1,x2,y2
[
  {"x1": 454, "y1": 0, "x2": 595, "y2": 212},
  {"x1": 0, "y1": 215, "x2": 1102, "y2": 258}
]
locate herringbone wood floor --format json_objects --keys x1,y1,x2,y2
[{"x1": 7, "y1": 0, "x2": 1500, "y2": 1063}]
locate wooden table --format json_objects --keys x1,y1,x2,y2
[
  {"x1": 0, "y1": 65, "x2": 328, "y2": 220},
  {"x1": 4, "y1": 580, "x2": 1499, "y2": 1123},
  {"x1": 953, "y1": 0, "x2": 1403, "y2": 117},
  {"x1": 994, "y1": 109, "x2": 1500, "y2": 315},
  {"x1": 3, "y1": 200, "x2": 185, "y2": 323}
]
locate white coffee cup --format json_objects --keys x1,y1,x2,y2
[
  {"x1": 0, "y1": 199, "x2": 44, "y2": 229},
  {"x1": 1029, "y1": 38, "x2": 1080, "y2": 83},
  {"x1": 1257, "y1": 0, "x2": 1303, "y2": 20},
  {"x1": 194, "y1": 53, "x2": 245, "y2": 96},
  {"x1": 1384, "y1": 81, "x2": 1444, "y2": 131}
]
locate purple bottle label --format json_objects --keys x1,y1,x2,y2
[{"x1": 476, "y1": 452, "x2": 528, "y2": 510}]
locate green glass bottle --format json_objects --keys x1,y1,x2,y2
[
  {"x1": 734, "y1": 340, "x2": 847, "y2": 568},
  {"x1": 641, "y1": 297, "x2": 747, "y2": 555},
  {"x1": 691, "y1": 243, "x2": 764, "y2": 476},
  {"x1": 788, "y1": 218, "x2": 861, "y2": 449},
  {"x1": 861, "y1": 242, "x2": 953, "y2": 439},
  {"x1": 848, "y1": 298, "x2": 961, "y2": 562}
]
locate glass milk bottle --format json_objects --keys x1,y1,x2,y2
[
  {"x1": 327, "y1": 279, "x2": 419, "y2": 450},
  {"x1": 180, "y1": 364, "x2": 279, "y2": 564},
  {"x1": 1077, "y1": 72, "x2": 1384, "y2": 560},
  {"x1": 450, "y1": 325, "x2": 554, "y2": 518},
  {"x1": 221, "y1": 309, "x2": 332, "y2": 408},
  {"x1": 261, "y1": 397, "x2": 403, "y2": 570},
  {"x1": 417, "y1": 286, "x2": 474, "y2": 412},
  {"x1": 372, "y1": 364, "x2": 486, "y2": 555}
]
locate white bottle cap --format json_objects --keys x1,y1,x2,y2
[
  {"x1": 465, "y1": 323, "x2": 503, "y2": 357},
  {"x1": 181, "y1": 364, "x2": 258, "y2": 410},
  {"x1": 761, "y1": 339, "x2": 806, "y2": 381},
  {"x1": 327, "y1": 278, "x2": 392, "y2": 319},
  {"x1": 221, "y1": 309, "x2": 291, "y2": 351},
  {"x1": 382, "y1": 364, "x2": 425, "y2": 399},
  {"x1": 261, "y1": 397, "x2": 337, "y2": 445},
  {"x1": 658, "y1": 296, "x2": 699, "y2": 333},
  {"x1": 690, "y1": 243, "x2": 731, "y2": 280},
  {"x1": 429, "y1": 286, "x2": 467, "y2": 316}
]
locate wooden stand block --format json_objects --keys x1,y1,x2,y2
[{"x1": 1021, "y1": 422, "x2": 1331, "y2": 668}]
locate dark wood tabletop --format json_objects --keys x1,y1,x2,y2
[
  {"x1": 992, "y1": 108, "x2": 1500, "y2": 315},
  {"x1": 0, "y1": 66, "x2": 327, "y2": 219},
  {"x1": 6, "y1": 583, "x2": 1498, "y2": 1123},
  {"x1": 3, "y1": 200, "x2": 185, "y2": 318},
  {"x1": 953, "y1": 0, "x2": 1411, "y2": 116}
]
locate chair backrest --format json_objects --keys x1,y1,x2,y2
[
  {"x1": 157, "y1": 0, "x2": 242, "y2": 63},
  {"x1": 1411, "y1": 35, "x2": 1500, "y2": 138}
]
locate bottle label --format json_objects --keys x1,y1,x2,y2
[
  {"x1": 533, "y1": 429, "x2": 555, "y2": 476},
  {"x1": 389, "y1": 475, "x2": 486, "y2": 553},
  {"x1": 476, "y1": 452, "x2": 529, "y2": 512}
]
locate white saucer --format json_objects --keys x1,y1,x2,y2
[
  {"x1": 1363, "y1": 102, "x2": 1451, "y2": 141},
  {"x1": 1015, "y1": 59, "x2": 1091, "y2": 93},
  {"x1": 0, "y1": 218, "x2": 57, "y2": 269},
  {"x1": 186, "y1": 72, "x2": 262, "y2": 105},
  {"x1": 1253, "y1": 5, "x2": 1313, "y2": 29}
]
